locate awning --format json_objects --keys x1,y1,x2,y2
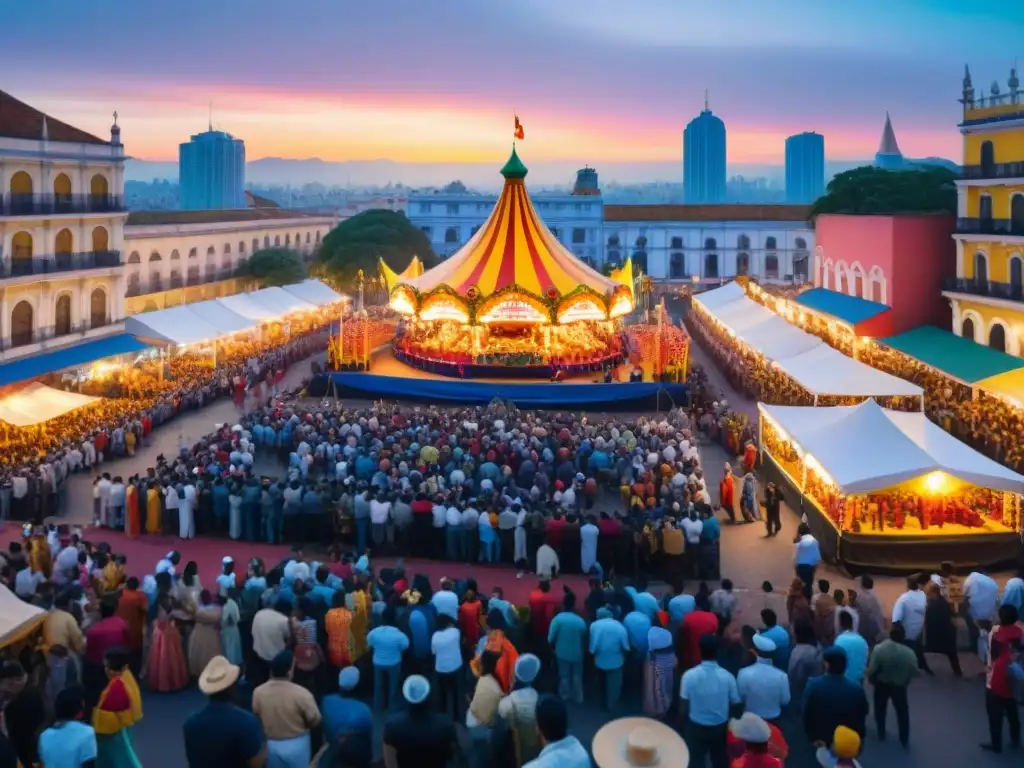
[
  {"x1": 0, "y1": 382, "x2": 100, "y2": 427},
  {"x1": 795, "y1": 287, "x2": 890, "y2": 326},
  {"x1": 760, "y1": 400, "x2": 1024, "y2": 494},
  {"x1": 0, "y1": 584, "x2": 45, "y2": 647},
  {"x1": 249, "y1": 287, "x2": 316, "y2": 317},
  {"x1": 125, "y1": 306, "x2": 223, "y2": 346},
  {"x1": 217, "y1": 293, "x2": 280, "y2": 322},
  {"x1": 879, "y1": 325, "x2": 1024, "y2": 385},
  {"x1": 281, "y1": 279, "x2": 346, "y2": 306},
  {"x1": 184, "y1": 300, "x2": 257, "y2": 336},
  {"x1": 694, "y1": 281, "x2": 745, "y2": 310},
  {"x1": 0, "y1": 333, "x2": 151, "y2": 388}
]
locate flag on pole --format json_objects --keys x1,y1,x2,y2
[{"x1": 514, "y1": 115, "x2": 525, "y2": 141}]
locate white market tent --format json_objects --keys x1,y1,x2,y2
[
  {"x1": 217, "y1": 293, "x2": 280, "y2": 322},
  {"x1": 0, "y1": 383, "x2": 100, "y2": 427},
  {"x1": 249, "y1": 287, "x2": 316, "y2": 317},
  {"x1": 282, "y1": 279, "x2": 346, "y2": 306},
  {"x1": 0, "y1": 583, "x2": 45, "y2": 647},
  {"x1": 186, "y1": 300, "x2": 257, "y2": 336},
  {"x1": 125, "y1": 305, "x2": 223, "y2": 346},
  {"x1": 759, "y1": 400, "x2": 1024, "y2": 494},
  {"x1": 694, "y1": 282, "x2": 922, "y2": 400}
]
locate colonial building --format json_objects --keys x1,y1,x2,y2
[
  {"x1": 0, "y1": 90, "x2": 127, "y2": 361},
  {"x1": 122, "y1": 209, "x2": 336, "y2": 312},
  {"x1": 943, "y1": 65, "x2": 1024, "y2": 355},
  {"x1": 407, "y1": 168, "x2": 814, "y2": 286}
]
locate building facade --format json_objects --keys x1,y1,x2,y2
[
  {"x1": 943, "y1": 65, "x2": 1024, "y2": 355},
  {"x1": 122, "y1": 209, "x2": 336, "y2": 301},
  {"x1": 683, "y1": 99, "x2": 727, "y2": 204},
  {"x1": 785, "y1": 132, "x2": 825, "y2": 203},
  {"x1": 179, "y1": 129, "x2": 246, "y2": 211},
  {"x1": 0, "y1": 91, "x2": 127, "y2": 361}
]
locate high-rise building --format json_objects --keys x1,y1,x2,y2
[
  {"x1": 179, "y1": 128, "x2": 245, "y2": 211},
  {"x1": 683, "y1": 94, "x2": 727, "y2": 204},
  {"x1": 785, "y1": 132, "x2": 825, "y2": 203},
  {"x1": 874, "y1": 112, "x2": 905, "y2": 170}
]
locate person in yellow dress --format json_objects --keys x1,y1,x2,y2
[
  {"x1": 125, "y1": 481, "x2": 140, "y2": 539},
  {"x1": 146, "y1": 484, "x2": 162, "y2": 536},
  {"x1": 348, "y1": 578, "x2": 372, "y2": 663}
]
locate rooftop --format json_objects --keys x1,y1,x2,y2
[
  {"x1": 0, "y1": 90, "x2": 109, "y2": 145},
  {"x1": 603, "y1": 204, "x2": 811, "y2": 223},
  {"x1": 244, "y1": 191, "x2": 280, "y2": 209},
  {"x1": 125, "y1": 208, "x2": 318, "y2": 226},
  {"x1": 794, "y1": 287, "x2": 890, "y2": 327},
  {"x1": 880, "y1": 325, "x2": 1024, "y2": 384}
]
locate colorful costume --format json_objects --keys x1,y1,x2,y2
[{"x1": 93, "y1": 669, "x2": 143, "y2": 768}]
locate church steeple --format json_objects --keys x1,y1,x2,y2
[
  {"x1": 962, "y1": 64, "x2": 975, "y2": 106},
  {"x1": 877, "y1": 112, "x2": 901, "y2": 156}
]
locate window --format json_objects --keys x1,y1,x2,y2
[
  {"x1": 252, "y1": 239, "x2": 259, "y2": 253},
  {"x1": 90, "y1": 288, "x2": 107, "y2": 329},
  {"x1": 736, "y1": 252, "x2": 749, "y2": 276},
  {"x1": 872, "y1": 278, "x2": 883, "y2": 304},
  {"x1": 285, "y1": 234, "x2": 291, "y2": 246},
  {"x1": 1012, "y1": 195, "x2": 1024, "y2": 234},
  {"x1": 170, "y1": 249, "x2": 181, "y2": 260},
  {"x1": 305, "y1": 233, "x2": 311, "y2": 244},
  {"x1": 980, "y1": 194, "x2": 993, "y2": 223},
  {"x1": 419, "y1": 203, "x2": 431, "y2": 214},
  {"x1": 127, "y1": 273, "x2": 141, "y2": 295},
  {"x1": 974, "y1": 252, "x2": 988, "y2": 285},
  {"x1": 607, "y1": 235, "x2": 621, "y2": 266},
  {"x1": 420, "y1": 227, "x2": 432, "y2": 238},
  {"x1": 854, "y1": 271, "x2": 864, "y2": 298},
  {"x1": 572, "y1": 228, "x2": 586, "y2": 244},
  {"x1": 470, "y1": 225, "x2": 481, "y2": 236},
  {"x1": 765, "y1": 254, "x2": 779, "y2": 279},
  {"x1": 149, "y1": 251, "x2": 162, "y2": 262},
  {"x1": 765, "y1": 236, "x2": 778, "y2": 250},
  {"x1": 444, "y1": 227, "x2": 459, "y2": 244},
  {"x1": 1012, "y1": 257, "x2": 1023, "y2": 299},
  {"x1": 793, "y1": 252, "x2": 809, "y2": 281},
  {"x1": 981, "y1": 140, "x2": 995, "y2": 175},
  {"x1": 55, "y1": 229, "x2": 73, "y2": 255},
  {"x1": 91, "y1": 226, "x2": 108, "y2": 253},
  {"x1": 446, "y1": 203, "x2": 459, "y2": 215},
  {"x1": 207, "y1": 246, "x2": 216, "y2": 259},
  {"x1": 189, "y1": 248, "x2": 198, "y2": 259},
  {"x1": 794, "y1": 237, "x2": 806, "y2": 250},
  {"x1": 962, "y1": 317, "x2": 975, "y2": 342},
  {"x1": 55, "y1": 295, "x2": 72, "y2": 336},
  {"x1": 274, "y1": 236, "x2": 281, "y2": 246},
  {"x1": 315, "y1": 231, "x2": 322, "y2": 244},
  {"x1": 670, "y1": 237, "x2": 683, "y2": 249},
  {"x1": 632, "y1": 236, "x2": 648, "y2": 273},
  {"x1": 704, "y1": 252, "x2": 719, "y2": 278},
  {"x1": 127, "y1": 251, "x2": 141, "y2": 264},
  {"x1": 670, "y1": 252, "x2": 685, "y2": 278},
  {"x1": 737, "y1": 234, "x2": 751, "y2": 250},
  {"x1": 264, "y1": 236, "x2": 271, "y2": 249},
  {"x1": 704, "y1": 237, "x2": 717, "y2": 251},
  {"x1": 10, "y1": 302, "x2": 33, "y2": 347},
  {"x1": 224, "y1": 243, "x2": 231, "y2": 254},
  {"x1": 239, "y1": 242, "x2": 246, "y2": 255},
  {"x1": 990, "y1": 323, "x2": 1007, "y2": 352}
]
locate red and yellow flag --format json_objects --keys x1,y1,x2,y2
[{"x1": 514, "y1": 115, "x2": 525, "y2": 141}]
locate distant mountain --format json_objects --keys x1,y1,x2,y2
[{"x1": 907, "y1": 157, "x2": 961, "y2": 172}]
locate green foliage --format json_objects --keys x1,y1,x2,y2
[
  {"x1": 809, "y1": 166, "x2": 957, "y2": 222},
  {"x1": 317, "y1": 209, "x2": 439, "y2": 286},
  {"x1": 240, "y1": 248, "x2": 306, "y2": 287}
]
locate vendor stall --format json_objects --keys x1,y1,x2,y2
[
  {"x1": 758, "y1": 399, "x2": 1024, "y2": 571},
  {"x1": 0, "y1": 383, "x2": 100, "y2": 427}
]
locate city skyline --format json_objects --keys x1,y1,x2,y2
[{"x1": 7, "y1": 0, "x2": 1021, "y2": 168}]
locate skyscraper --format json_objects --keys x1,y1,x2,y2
[
  {"x1": 683, "y1": 93, "x2": 727, "y2": 204},
  {"x1": 179, "y1": 128, "x2": 246, "y2": 210},
  {"x1": 785, "y1": 132, "x2": 825, "y2": 203},
  {"x1": 874, "y1": 112, "x2": 905, "y2": 170}
]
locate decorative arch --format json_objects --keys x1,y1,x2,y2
[
  {"x1": 990, "y1": 322, "x2": 1008, "y2": 353},
  {"x1": 973, "y1": 250, "x2": 989, "y2": 285},
  {"x1": 239, "y1": 241, "x2": 246, "y2": 255},
  {"x1": 987, "y1": 315, "x2": 1019, "y2": 355},
  {"x1": 149, "y1": 251, "x2": 162, "y2": 262},
  {"x1": 444, "y1": 228, "x2": 458, "y2": 244},
  {"x1": 274, "y1": 236, "x2": 281, "y2": 247},
  {"x1": 795, "y1": 237, "x2": 807, "y2": 250},
  {"x1": 9, "y1": 171, "x2": 32, "y2": 196},
  {"x1": 127, "y1": 251, "x2": 141, "y2": 264},
  {"x1": 981, "y1": 140, "x2": 995, "y2": 174},
  {"x1": 765, "y1": 236, "x2": 778, "y2": 250},
  {"x1": 224, "y1": 243, "x2": 232, "y2": 255},
  {"x1": 54, "y1": 293, "x2": 73, "y2": 336},
  {"x1": 669, "y1": 251, "x2": 685, "y2": 279},
  {"x1": 737, "y1": 234, "x2": 751, "y2": 250},
  {"x1": 54, "y1": 228, "x2": 73, "y2": 255},
  {"x1": 959, "y1": 308, "x2": 984, "y2": 343},
  {"x1": 53, "y1": 173, "x2": 72, "y2": 198},
  {"x1": 90, "y1": 287, "x2": 107, "y2": 328},
  {"x1": 91, "y1": 226, "x2": 108, "y2": 253},
  {"x1": 89, "y1": 174, "x2": 109, "y2": 198},
  {"x1": 127, "y1": 272, "x2": 141, "y2": 295},
  {"x1": 868, "y1": 266, "x2": 887, "y2": 304},
  {"x1": 822, "y1": 258, "x2": 834, "y2": 290},
  {"x1": 252, "y1": 238, "x2": 259, "y2": 253},
  {"x1": 10, "y1": 301, "x2": 33, "y2": 347},
  {"x1": 849, "y1": 261, "x2": 867, "y2": 298},
  {"x1": 170, "y1": 249, "x2": 181, "y2": 261},
  {"x1": 285, "y1": 234, "x2": 292, "y2": 246},
  {"x1": 206, "y1": 246, "x2": 216, "y2": 259},
  {"x1": 305, "y1": 232, "x2": 311, "y2": 244},
  {"x1": 834, "y1": 260, "x2": 850, "y2": 295},
  {"x1": 12, "y1": 231, "x2": 33, "y2": 263}
]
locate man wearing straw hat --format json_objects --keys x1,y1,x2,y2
[
  {"x1": 184, "y1": 655, "x2": 266, "y2": 767},
  {"x1": 592, "y1": 712, "x2": 689, "y2": 768}
]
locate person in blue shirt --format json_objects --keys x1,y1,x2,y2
[
  {"x1": 309, "y1": 566, "x2": 336, "y2": 608},
  {"x1": 623, "y1": 609, "x2": 652, "y2": 655},
  {"x1": 547, "y1": 591, "x2": 588, "y2": 704},
  {"x1": 589, "y1": 606, "x2": 630, "y2": 711},
  {"x1": 211, "y1": 478, "x2": 229, "y2": 536},
  {"x1": 832, "y1": 610, "x2": 869, "y2": 685},
  {"x1": 320, "y1": 667, "x2": 373, "y2": 767},
  {"x1": 793, "y1": 523, "x2": 822, "y2": 600},
  {"x1": 366, "y1": 611, "x2": 410, "y2": 711},
  {"x1": 759, "y1": 608, "x2": 792, "y2": 670}
]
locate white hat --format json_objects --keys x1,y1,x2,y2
[
  {"x1": 222, "y1": 556, "x2": 233, "y2": 565},
  {"x1": 752, "y1": 634, "x2": 777, "y2": 654},
  {"x1": 199, "y1": 655, "x2": 240, "y2": 695},
  {"x1": 338, "y1": 666, "x2": 360, "y2": 691},
  {"x1": 592, "y1": 717, "x2": 689, "y2": 768},
  {"x1": 402, "y1": 674, "x2": 431, "y2": 704},
  {"x1": 729, "y1": 712, "x2": 772, "y2": 744}
]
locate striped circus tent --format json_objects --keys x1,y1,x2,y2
[{"x1": 385, "y1": 148, "x2": 633, "y2": 325}]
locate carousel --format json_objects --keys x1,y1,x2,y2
[{"x1": 381, "y1": 148, "x2": 635, "y2": 378}]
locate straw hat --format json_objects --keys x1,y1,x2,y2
[
  {"x1": 199, "y1": 656, "x2": 240, "y2": 695},
  {"x1": 593, "y1": 717, "x2": 689, "y2": 768}
]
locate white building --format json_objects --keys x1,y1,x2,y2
[
  {"x1": 123, "y1": 210, "x2": 336, "y2": 297},
  {"x1": 0, "y1": 90, "x2": 127, "y2": 360}
]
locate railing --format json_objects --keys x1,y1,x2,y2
[
  {"x1": 1, "y1": 318, "x2": 113, "y2": 351},
  {"x1": 961, "y1": 162, "x2": 1024, "y2": 180},
  {"x1": 169, "y1": 276, "x2": 184, "y2": 289},
  {"x1": 943, "y1": 275, "x2": 1024, "y2": 302},
  {"x1": 1, "y1": 194, "x2": 126, "y2": 216},
  {"x1": 126, "y1": 268, "x2": 240, "y2": 297},
  {"x1": 1, "y1": 250, "x2": 121, "y2": 278},
  {"x1": 956, "y1": 217, "x2": 1024, "y2": 236}
]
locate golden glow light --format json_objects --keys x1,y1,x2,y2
[
  {"x1": 558, "y1": 299, "x2": 605, "y2": 324},
  {"x1": 804, "y1": 454, "x2": 835, "y2": 487},
  {"x1": 390, "y1": 292, "x2": 416, "y2": 315},
  {"x1": 609, "y1": 295, "x2": 633, "y2": 319},
  {"x1": 419, "y1": 299, "x2": 469, "y2": 323},
  {"x1": 478, "y1": 299, "x2": 547, "y2": 324},
  {"x1": 924, "y1": 471, "x2": 946, "y2": 494}
]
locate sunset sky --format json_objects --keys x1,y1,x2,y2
[{"x1": 7, "y1": 0, "x2": 1022, "y2": 165}]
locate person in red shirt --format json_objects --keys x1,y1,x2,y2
[
  {"x1": 528, "y1": 580, "x2": 559, "y2": 640},
  {"x1": 728, "y1": 712, "x2": 786, "y2": 768},
  {"x1": 545, "y1": 513, "x2": 567, "y2": 550},
  {"x1": 84, "y1": 598, "x2": 130, "y2": 710},
  {"x1": 983, "y1": 604, "x2": 1024, "y2": 753},
  {"x1": 680, "y1": 604, "x2": 720, "y2": 670},
  {"x1": 410, "y1": 492, "x2": 435, "y2": 558},
  {"x1": 458, "y1": 584, "x2": 484, "y2": 653}
]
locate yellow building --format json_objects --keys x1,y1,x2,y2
[{"x1": 944, "y1": 65, "x2": 1024, "y2": 356}]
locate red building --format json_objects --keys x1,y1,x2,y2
[{"x1": 811, "y1": 213, "x2": 955, "y2": 335}]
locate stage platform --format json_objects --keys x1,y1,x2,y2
[{"x1": 313, "y1": 349, "x2": 686, "y2": 408}]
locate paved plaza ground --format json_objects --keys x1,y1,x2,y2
[{"x1": 5, "y1": 342, "x2": 1021, "y2": 766}]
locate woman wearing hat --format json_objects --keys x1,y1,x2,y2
[{"x1": 493, "y1": 654, "x2": 543, "y2": 767}]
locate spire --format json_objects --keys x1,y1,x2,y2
[
  {"x1": 962, "y1": 64, "x2": 975, "y2": 105},
  {"x1": 208, "y1": 102, "x2": 213, "y2": 132},
  {"x1": 500, "y1": 146, "x2": 528, "y2": 180},
  {"x1": 110, "y1": 110, "x2": 121, "y2": 146},
  {"x1": 40, "y1": 115, "x2": 48, "y2": 141},
  {"x1": 1010, "y1": 62, "x2": 1020, "y2": 101},
  {"x1": 877, "y1": 112, "x2": 901, "y2": 156},
  {"x1": 704, "y1": 88, "x2": 709, "y2": 112}
]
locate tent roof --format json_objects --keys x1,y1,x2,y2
[
  {"x1": 0, "y1": 333, "x2": 151, "y2": 388},
  {"x1": 124, "y1": 306, "x2": 223, "y2": 346},
  {"x1": 281, "y1": 279, "x2": 346, "y2": 306},
  {"x1": 879, "y1": 325, "x2": 1024, "y2": 384},
  {"x1": 694, "y1": 281, "x2": 746, "y2": 310},
  {"x1": 0, "y1": 583, "x2": 45, "y2": 647},
  {"x1": 184, "y1": 300, "x2": 257, "y2": 336},
  {"x1": 0, "y1": 383, "x2": 100, "y2": 427},
  {"x1": 217, "y1": 293, "x2": 280, "y2": 322},
  {"x1": 249, "y1": 287, "x2": 316, "y2": 316},
  {"x1": 794, "y1": 287, "x2": 890, "y2": 326},
  {"x1": 774, "y1": 344, "x2": 923, "y2": 398},
  {"x1": 759, "y1": 400, "x2": 1024, "y2": 494}
]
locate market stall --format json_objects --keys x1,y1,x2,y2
[
  {"x1": 282, "y1": 279, "x2": 347, "y2": 306},
  {"x1": 758, "y1": 399, "x2": 1024, "y2": 570},
  {"x1": 0, "y1": 383, "x2": 100, "y2": 427}
]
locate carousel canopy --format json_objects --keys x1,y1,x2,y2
[
  {"x1": 694, "y1": 282, "x2": 922, "y2": 399},
  {"x1": 386, "y1": 148, "x2": 633, "y2": 323},
  {"x1": 759, "y1": 400, "x2": 1024, "y2": 494},
  {"x1": 0, "y1": 383, "x2": 100, "y2": 427}
]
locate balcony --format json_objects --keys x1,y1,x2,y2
[
  {"x1": 1, "y1": 250, "x2": 121, "y2": 279},
  {"x1": 0, "y1": 194, "x2": 126, "y2": 217},
  {"x1": 956, "y1": 217, "x2": 1024, "y2": 237},
  {"x1": 943, "y1": 276, "x2": 1024, "y2": 303},
  {"x1": 961, "y1": 162, "x2": 1024, "y2": 181},
  {"x1": 126, "y1": 268, "x2": 238, "y2": 297},
  {"x1": 2, "y1": 318, "x2": 113, "y2": 352}
]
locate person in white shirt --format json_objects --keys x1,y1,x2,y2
[
  {"x1": 156, "y1": 551, "x2": 180, "y2": 578},
  {"x1": 891, "y1": 576, "x2": 930, "y2": 674},
  {"x1": 431, "y1": 498, "x2": 447, "y2": 559},
  {"x1": 96, "y1": 474, "x2": 112, "y2": 527},
  {"x1": 444, "y1": 504, "x2": 463, "y2": 561},
  {"x1": 737, "y1": 634, "x2": 790, "y2": 721},
  {"x1": 216, "y1": 557, "x2": 237, "y2": 597},
  {"x1": 369, "y1": 492, "x2": 393, "y2": 550},
  {"x1": 962, "y1": 570, "x2": 998, "y2": 651},
  {"x1": 15, "y1": 565, "x2": 45, "y2": 598},
  {"x1": 179, "y1": 482, "x2": 196, "y2": 539},
  {"x1": 163, "y1": 483, "x2": 179, "y2": 537},
  {"x1": 536, "y1": 542, "x2": 560, "y2": 580},
  {"x1": 431, "y1": 614, "x2": 464, "y2": 719}
]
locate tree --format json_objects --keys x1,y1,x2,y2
[
  {"x1": 316, "y1": 209, "x2": 438, "y2": 287},
  {"x1": 809, "y1": 166, "x2": 957, "y2": 222},
  {"x1": 240, "y1": 247, "x2": 306, "y2": 286}
]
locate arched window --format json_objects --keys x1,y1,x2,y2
[
  {"x1": 55, "y1": 295, "x2": 72, "y2": 336},
  {"x1": 766, "y1": 236, "x2": 778, "y2": 250},
  {"x1": 990, "y1": 323, "x2": 1007, "y2": 352},
  {"x1": 170, "y1": 249, "x2": 180, "y2": 260},
  {"x1": 1012, "y1": 257, "x2": 1023, "y2": 299},
  {"x1": 981, "y1": 140, "x2": 995, "y2": 175},
  {"x1": 239, "y1": 241, "x2": 246, "y2": 256},
  {"x1": 149, "y1": 251, "x2": 162, "y2": 262},
  {"x1": 285, "y1": 234, "x2": 292, "y2": 246},
  {"x1": 264, "y1": 236, "x2": 271, "y2": 249},
  {"x1": 305, "y1": 233, "x2": 311, "y2": 244},
  {"x1": 837, "y1": 265, "x2": 849, "y2": 294},
  {"x1": 315, "y1": 231, "x2": 322, "y2": 244},
  {"x1": 793, "y1": 252, "x2": 809, "y2": 282},
  {"x1": 91, "y1": 226, "x2": 108, "y2": 253},
  {"x1": 704, "y1": 252, "x2": 719, "y2": 278},
  {"x1": 872, "y1": 277, "x2": 883, "y2": 303},
  {"x1": 737, "y1": 234, "x2": 751, "y2": 250},
  {"x1": 127, "y1": 251, "x2": 141, "y2": 264},
  {"x1": 206, "y1": 246, "x2": 216, "y2": 259},
  {"x1": 1012, "y1": 195, "x2": 1024, "y2": 234},
  {"x1": 444, "y1": 227, "x2": 459, "y2": 244},
  {"x1": 89, "y1": 174, "x2": 109, "y2": 198},
  {"x1": 12, "y1": 232, "x2": 33, "y2": 271},
  {"x1": 670, "y1": 236, "x2": 683, "y2": 249},
  {"x1": 224, "y1": 243, "x2": 231, "y2": 255},
  {"x1": 632, "y1": 236, "x2": 648, "y2": 273},
  {"x1": 854, "y1": 271, "x2": 865, "y2": 298},
  {"x1": 127, "y1": 273, "x2": 141, "y2": 295},
  {"x1": 53, "y1": 173, "x2": 72, "y2": 212},
  {"x1": 704, "y1": 237, "x2": 717, "y2": 251},
  {"x1": 10, "y1": 302, "x2": 33, "y2": 347},
  {"x1": 736, "y1": 252, "x2": 749, "y2": 276},
  {"x1": 669, "y1": 252, "x2": 685, "y2": 278},
  {"x1": 795, "y1": 237, "x2": 806, "y2": 250},
  {"x1": 974, "y1": 252, "x2": 988, "y2": 286},
  {"x1": 295, "y1": 233, "x2": 301, "y2": 246},
  {"x1": 980, "y1": 194, "x2": 993, "y2": 224},
  {"x1": 765, "y1": 253, "x2": 779, "y2": 278},
  {"x1": 9, "y1": 171, "x2": 32, "y2": 196},
  {"x1": 90, "y1": 288, "x2": 107, "y2": 328},
  {"x1": 274, "y1": 236, "x2": 281, "y2": 247},
  {"x1": 607, "y1": 235, "x2": 621, "y2": 265},
  {"x1": 962, "y1": 317, "x2": 976, "y2": 342},
  {"x1": 55, "y1": 228, "x2": 73, "y2": 255}
]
